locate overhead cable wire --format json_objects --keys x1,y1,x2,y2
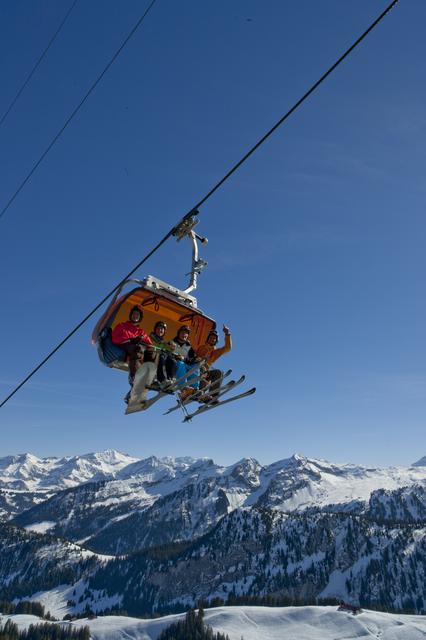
[
  {"x1": 0, "y1": 0, "x2": 158, "y2": 221},
  {"x1": 0, "y1": 0, "x2": 78, "y2": 129},
  {"x1": 191, "y1": 0, "x2": 400, "y2": 212},
  {"x1": 0, "y1": 230, "x2": 173, "y2": 408},
  {"x1": 0, "y1": 0, "x2": 399, "y2": 408}
]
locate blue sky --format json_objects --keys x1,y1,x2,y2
[{"x1": 1, "y1": 0, "x2": 425, "y2": 467}]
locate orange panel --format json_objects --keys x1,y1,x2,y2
[{"x1": 105, "y1": 288, "x2": 216, "y2": 351}]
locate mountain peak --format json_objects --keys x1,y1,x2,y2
[
  {"x1": 94, "y1": 449, "x2": 137, "y2": 464},
  {"x1": 412, "y1": 456, "x2": 426, "y2": 467},
  {"x1": 291, "y1": 453, "x2": 308, "y2": 464}
]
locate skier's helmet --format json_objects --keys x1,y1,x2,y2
[
  {"x1": 178, "y1": 325, "x2": 191, "y2": 336},
  {"x1": 129, "y1": 305, "x2": 143, "y2": 321}
]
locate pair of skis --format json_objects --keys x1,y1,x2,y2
[
  {"x1": 125, "y1": 363, "x2": 256, "y2": 419},
  {"x1": 164, "y1": 370, "x2": 255, "y2": 421},
  {"x1": 163, "y1": 368, "x2": 233, "y2": 415},
  {"x1": 182, "y1": 382, "x2": 256, "y2": 421}
]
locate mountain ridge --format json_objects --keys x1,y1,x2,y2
[{"x1": 9, "y1": 451, "x2": 426, "y2": 555}]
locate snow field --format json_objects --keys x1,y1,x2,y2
[{"x1": 4, "y1": 606, "x2": 424, "y2": 640}]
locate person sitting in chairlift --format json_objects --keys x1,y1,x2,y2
[
  {"x1": 150, "y1": 320, "x2": 177, "y2": 387},
  {"x1": 111, "y1": 306, "x2": 154, "y2": 378},
  {"x1": 172, "y1": 325, "x2": 200, "y2": 401},
  {"x1": 196, "y1": 325, "x2": 232, "y2": 401},
  {"x1": 112, "y1": 306, "x2": 156, "y2": 405}
]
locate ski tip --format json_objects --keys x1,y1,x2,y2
[{"x1": 125, "y1": 400, "x2": 148, "y2": 415}]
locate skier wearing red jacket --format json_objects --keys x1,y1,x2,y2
[{"x1": 112, "y1": 306, "x2": 153, "y2": 379}]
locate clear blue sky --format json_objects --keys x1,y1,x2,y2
[{"x1": 1, "y1": 0, "x2": 425, "y2": 467}]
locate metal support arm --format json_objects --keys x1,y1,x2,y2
[{"x1": 173, "y1": 212, "x2": 208, "y2": 295}]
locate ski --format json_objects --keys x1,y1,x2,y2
[
  {"x1": 163, "y1": 369, "x2": 233, "y2": 415},
  {"x1": 183, "y1": 385, "x2": 255, "y2": 422},
  {"x1": 188, "y1": 368, "x2": 233, "y2": 405},
  {"x1": 168, "y1": 377, "x2": 237, "y2": 418},
  {"x1": 125, "y1": 362, "x2": 206, "y2": 415},
  {"x1": 202, "y1": 374, "x2": 245, "y2": 405}
]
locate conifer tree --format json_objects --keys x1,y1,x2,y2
[{"x1": 158, "y1": 608, "x2": 232, "y2": 640}]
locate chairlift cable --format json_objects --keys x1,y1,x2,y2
[
  {"x1": 0, "y1": 0, "x2": 79, "y2": 130},
  {"x1": 191, "y1": 0, "x2": 399, "y2": 212},
  {"x1": 0, "y1": 230, "x2": 173, "y2": 409},
  {"x1": 0, "y1": 0, "x2": 399, "y2": 408},
  {"x1": 0, "y1": 0, "x2": 158, "y2": 221}
]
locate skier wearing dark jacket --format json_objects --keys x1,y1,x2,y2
[{"x1": 150, "y1": 321, "x2": 177, "y2": 384}]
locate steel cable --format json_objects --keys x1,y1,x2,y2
[
  {"x1": 0, "y1": 0, "x2": 79, "y2": 129},
  {"x1": 0, "y1": 0, "x2": 158, "y2": 221}
]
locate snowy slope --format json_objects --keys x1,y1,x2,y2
[
  {"x1": 4, "y1": 490, "x2": 426, "y2": 616},
  {"x1": 4, "y1": 607, "x2": 426, "y2": 640},
  {"x1": 368, "y1": 484, "x2": 426, "y2": 522}
]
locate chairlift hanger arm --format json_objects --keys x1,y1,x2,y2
[{"x1": 172, "y1": 211, "x2": 208, "y2": 295}]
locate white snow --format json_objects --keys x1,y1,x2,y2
[
  {"x1": 2, "y1": 451, "x2": 426, "y2": 518},
  {"x1": 245, "y1": 454, "x2": 426, "y2": 512},
  {"x1": 4, "y1": 607, "x2": 424, "y2": 640},
  {"x1": 19, "y1": 581, "x2": 121, "y2": 618},
  {"x1": 0, "y1": 449, "x2": 138, "y2": 492},
  {"x1": 24, "y1": 521, "x2": 56, "y2": 534},
  {"x1": 72, "y1": 606, "x2": 426, "y2": 640}
]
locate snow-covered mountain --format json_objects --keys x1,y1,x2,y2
[
  {"x1": 0, "y1": 521, "x2": 104, "y2": 604},
  {"x1": 86, "y1": 494, "x2": 426, "y2": 615},
  {"x1": 2, "y1": 450, "x2": 425, "y2": 503},
  {"x1": 2, "y1": 490, "x2": 426, "y2": 615},
  {"x1": 368, "y1": 484, "x2": 426, "y2": 522},
  {"x1": 0, "y1": 449, "x2": 139, "y2": 519},
  {"x1": 0, "y1": 449, "x2": 138, "y2": 492},
  {"x1": 1, "y1": 451, "x2": 425, "y2": 617},
  {"x1": 11, "y1": 452, "x2": 426, "y2": 554},
  {"x1": 244, "y1": 453, "x2": 426, "y2": 510}
]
